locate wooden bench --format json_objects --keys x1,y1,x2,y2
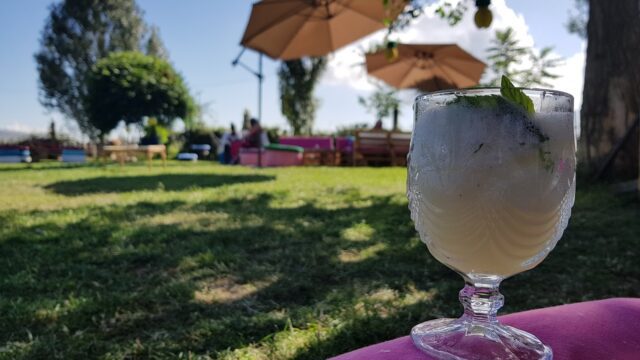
[
  {"x1": 102, "y1": 144, "x2": 167, "y2": 167},
  {"x1": 389, "y1": 132, "x2": 411, "y2": 166},
  {"x1": 353, "y1": 130, "x2": 411, "y2": 166}
]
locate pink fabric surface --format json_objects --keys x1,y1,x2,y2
[
  {"x1": 330, "y1": 298, "x2": 640, "y2": 360},
  {"x1": 230, "y1": 140, "x2": 243, "y2": 161},
  {"x1": 279, "y1": 136, "x2": 333, "y2": 150},
  {"x1": 263, "y1": 149, "x2": 303, "y2": 167},
  {"x1": 335, "y1": 137, "x2": 353, "y2": 153}
]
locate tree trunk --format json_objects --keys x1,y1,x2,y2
[{"x1": 580, "y1": 0, "x2": 640, "y2": 180}]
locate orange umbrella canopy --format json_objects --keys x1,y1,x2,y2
[
  {"x1": 241, "y1": 0, "x2": 406, "y2": 60},
  {"x1": 366, "y1": 44, "x2": 486, "y2": 92}
]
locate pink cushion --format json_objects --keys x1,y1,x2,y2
[
  {"x1": 336, "y1": 137, "x2": 353, "y2": 153},
  {"x1": 263, "y1": 149, "x2": 303, "y2": 166},
  {"x1": 279, "y1": 136, "x2": 333, "y2": 150},
  {"x1": 238, "y1": 148, "x2": 264, "y2": 166},
  {"x1": 330, "y1": 298, "x2": 640, "y2": 360},
  {"x1": 239, "y1": 148, "x2": 303, "y2": 167}
]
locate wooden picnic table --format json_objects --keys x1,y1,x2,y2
[{"x1": 102, "y1": 144, "x2": 167, "y2": 167}]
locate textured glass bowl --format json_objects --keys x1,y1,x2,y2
[{"x1": 407, "y1": 88, "x2": 575, "y2": 359}]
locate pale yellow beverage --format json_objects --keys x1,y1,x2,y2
[{"x1": 408, "y1": 102, "x2": 576, "y2": 278}]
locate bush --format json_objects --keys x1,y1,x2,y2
[
  {"x1": 335, "y1": 123, "x2": 369, "y2": 136},
  {"x1": 87, "y1": 51, "x2": 196, "y2": 138}
]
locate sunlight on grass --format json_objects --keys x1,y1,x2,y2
[
  {"x1": 194, "y1": 276, "x2": 279, "y2": 304},
  {"x1": 341, "y1": 221, "x2": 375, "y2": 242},
  {"x1": 338, "y1": 243, "x2": 387, "y2": 263},
  {"x1": 141, "y1": 211, "x2": 230, "y2": 228},
  {"x1": 34, "y1": 295, "x2": 89, "y2": 324}
]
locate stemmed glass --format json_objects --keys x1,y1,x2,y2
[{"x1": 407, "y1": 88, "x2": 575, "y2": 359}]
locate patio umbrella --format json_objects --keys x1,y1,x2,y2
[
  {"x1": 240, "y1": 0, "x2": 407, "y2": 60},
  {"x1": 365, "y1": 43, "x2": 486, "y2": 92}
]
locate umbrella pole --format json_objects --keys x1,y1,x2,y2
[
  {"x1": 231, "y1": 48, "x2": 265, "y2": 167},
  {"x1": 258, "y1": 53, "x2": 263, "y2": 123},
  {"x1": 257, "y1": 53, "x2": 263, "y2": 168}
]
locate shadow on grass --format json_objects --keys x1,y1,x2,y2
[
  {"x1": 44, "y1": 173, "x2": 275, "y2": 195},
  {"x1": 0, "y1": 189, "x2": 638, "y2": 359},
  {"x1": 0, "y1": 162, "x2": 99, "y2": 172},
  {"x1": 0, "y1": 193, "x2": 446, "y2": 359}
]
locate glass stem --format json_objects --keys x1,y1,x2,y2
[{"x1": 459, "y1": 279, "x2": 504, "y2": 324}]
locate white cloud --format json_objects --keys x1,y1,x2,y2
[{"x1": 0, "y1": 122, "x2": 45, "y2": 134}]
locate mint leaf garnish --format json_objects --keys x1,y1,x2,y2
[{"x1": 500, "y1": 75, "x2": 535, "y2": 114}]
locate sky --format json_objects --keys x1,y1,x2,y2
[{"x1": 0, "y1": 0, "x2": 584, "y2": 139}]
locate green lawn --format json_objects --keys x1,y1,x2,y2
[{"x1": 0, "y1": 162, "x2": 638, "y2": 359}]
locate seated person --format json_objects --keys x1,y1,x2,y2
[
  {"x1": 218, "y1": 123, "x2": 239, "y2": 164},
  {"x1": 243, "y1": 118, "x2": 269, "y2": 148}
]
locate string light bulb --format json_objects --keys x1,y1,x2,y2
[
  {"x1": 385, "y1": 40, "x2": 399, "y2": 61},
  {"x1": 474, "y1": 0, "x2": 492, "y2": 28}
]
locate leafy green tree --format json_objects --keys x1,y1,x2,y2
[
  {"x1": 386, "y1": 0, "x2": 467, "y2": 33},
  {"x1": 358, "y1": 85, "x2": 401, "y2": 125},
  {"x1": 484, "y1": 27, "x2": 561, "y2": 87},
  {"x1": 566, "y1": 0, "x2": 588, "y2": 39},
  {"x1": 35, "y1": 0, "x2": 167, "y2": 139},
  {"x1": 242, "y1": 108, "x2": 252, "y2": 131},
  {"x1": 145, "y1": 26, "x2": 169, "y2": 60},
  {"x1": 278, "y1": 57, "x2": 327, "y2": 135},
  {"x1": 483, "y1": 27, "x2": 529, "y2": 86},
  {"x1": 86, "y1": 51, "x2": 195, "y2": 140},
  {"x1": 520, "y1": 47, "x2": 562, "y2": 88}
]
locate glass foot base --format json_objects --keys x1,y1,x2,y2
[{"x1": 411, "y1": 318, "x2": 552, "y2": 360}]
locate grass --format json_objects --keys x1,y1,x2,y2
[{"x1": 0, "y1": 161, "x2": 638, "y2": 359}]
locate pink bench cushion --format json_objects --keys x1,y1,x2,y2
[
  {"x1": 330, "y1": 298, "x2": 640, "y2": 360},
  {"x1": 239, "y1": 148, "x2": 302, "y2": 167},
  {"x1": 279, "y1": 136, "x2": 333, "y2": 150},
  {"x1": 336, "y1": 137, "x2": 353, "y2": 153}
]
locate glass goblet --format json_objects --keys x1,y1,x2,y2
[{"x1": 407, "y1": 88, "x2": 575, "y2": 359}]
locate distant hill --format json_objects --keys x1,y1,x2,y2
[{"x1": 0, "y1": 129, "x2": 32, "y2": 143}]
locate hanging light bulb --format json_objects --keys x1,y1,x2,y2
[{"x1": 474, "y1": 0, "x2": 492, "y2": 28}]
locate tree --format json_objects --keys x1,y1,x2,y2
[
  {"x1": 35, "y1": 0, "x2": 167, "y2": 140},
  {"x1": 566, "y1": 0, "x2": 588, "y2": 39},
  {"x1": 580, "y1": 0, "x2": 640, "y2": 180},
  {"x1": 358, "y1": 85, "x2": 401, "y2": 127},
  {"x1": 49, "y1": 120, "x2": 56, "y2": 141},
  {"x1": 278, "y1": 57, "x2": 327, "y2": 135},
  {"x1": 242, "y1": 108, "x2": 252, "y2": 131},
  {"x1": 86, "y1": 51, "x2": 195, "y2": 140},
  {"x1": 483, "y1": 27, "x2": 528, "y2": 86},
  {"x1": 520, "y1": 47, "x2": 562, "y2": 88},
  {"x1": 145, "y1": 26, "x2": 169, "y2": 59},
  {"x1": 386, "y1": 0, "x2": 467, "y2": 33},
  {"x1": 483, "y1": 27, "x2": 561, "y2": 87}
]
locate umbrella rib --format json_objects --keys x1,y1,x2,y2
[
  {"x1": 326, "y1": 11, "x2": 335, "y2": 52},
  {"x1": 398, "y1": 57, "x2": 421, "y2": 88},
  {"x1": 327, "y1": 25, "x2": 335, "y2": 52},
  {"x1": 431, "y1": 62, "x2": 455, "y2": 85},
  {"x1": 444, "y1": 64, "x2": 479, "y2": 84},
  {"x1": 439, "y1": 58, "x2": 485, "y2": 81},
  {"x1": 241, "y1": 1, "x2": 309, "y2": 44}
]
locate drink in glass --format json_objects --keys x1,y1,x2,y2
[{"x1": 407, "y1": 86, "x2": 575, "y2": 359}]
